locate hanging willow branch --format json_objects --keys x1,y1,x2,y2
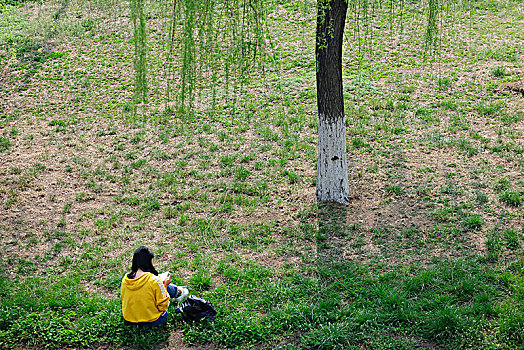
[
  {"x1": 343, "y1": 0, "x2": 450, "y2": 66},
  {"x1": 425, "y1": 0, "x2": 440, "y2": 54},
  {"x1": 160, "y1": 0, "x2": 271, "y2": 113},
  {"x1": 129, "y1": 0, "x2": 453, "y2": 114},
  {"x1": 130, "y1": 0, "x2": 148, "y2": 105},
  {"x1": 163, "y1": 0, "x2": 179, "y2": 109}
]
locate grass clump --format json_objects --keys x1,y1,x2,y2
[
  {"x1": 485, "y1": 232, "x2": 503, "y2": 262},
  {"x1": 497, "y1": 303, "x2": 524, "y2": 347},
  {"x1": 476, "y1": 101, "x2": 505, "y2": 116},
  {"x1": 500, "y1": 190, "x2": 522, "y2": 207},
  {"x1": 503, "y1": 229, "x2": 521, "y2": 250},
  {"x1": 462, "y1": 214, "x2": 484, "y2": 232},
  {"x1": 189, "y1": 270, "x2": 212, "y2": 291},
  {"x1": 0, "y1": 136, "x2": 9, "y2": 152},
  {"x1": 491, "y1": 66, "x2": 506, "y2": 77}
]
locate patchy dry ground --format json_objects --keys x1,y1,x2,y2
[
  {"x1": 0, "y1": 0, "x2": 523, "y2": 349},
  {"x1": 1, "y1": 0, "x2": 523, "y2": 293}
]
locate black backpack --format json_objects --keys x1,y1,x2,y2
[{"x1": 176, "y1": 295, "x2": 217, "y2": 322}]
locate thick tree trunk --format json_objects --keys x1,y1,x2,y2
[{"x1": 316, "y1": 0, "x2": 349, "y2": 204}]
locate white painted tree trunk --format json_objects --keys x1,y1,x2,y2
[
  {"x1": 315, "y1": 0, "x2": 349, "y2": 205},
  {"x1": 317, "y1": 113, "x2": 350, "y2": 204}
]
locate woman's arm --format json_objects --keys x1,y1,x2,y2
[{"x1": 151, "y1": 275, "x2": 170, "y2": 312}]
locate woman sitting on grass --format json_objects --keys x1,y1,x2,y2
[{"x1": 121, "y1": 246, "x2": 189, "y2": 327}]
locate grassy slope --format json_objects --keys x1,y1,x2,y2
[{"x1": 0, "y1": 0, "x2": 523, "y2": 349}]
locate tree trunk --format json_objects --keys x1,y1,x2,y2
[{"x1": 316, "y1": 0, "x2": 349, "y2": 204}]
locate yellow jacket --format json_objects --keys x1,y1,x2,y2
[{"x1": 121, "y1": 272, "x2": 170, "y2": 323}]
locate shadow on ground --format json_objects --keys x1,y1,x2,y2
[{"x1": 316, "y1": 202, "x2": 349, "y2": 264}]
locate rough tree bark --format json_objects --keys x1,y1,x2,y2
[{"x1": 316, "y1": 0, "x2": 350, "y2": 204}]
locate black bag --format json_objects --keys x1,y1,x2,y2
[{"x1": 176, "y1": 295, "x2": 217, "y2": 322}]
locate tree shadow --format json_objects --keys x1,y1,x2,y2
[{"x1": 316, "y1": 202, "x2": 349, "y2": 267}]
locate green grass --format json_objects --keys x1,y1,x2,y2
[
  {"x1": 3, "y1": 258, "x2": 523, "y2": 349},
  {"x1": 0, "y1": 0, "x2": 523, "y2": 349},
  {"x1": 0, "y1": 135, "x2": 10, "y2": 151},
  {"x1": 500, "y1": 190, "x2": 522, "y2": 207},
  {"x1": 491, "y1": 66, "x2": 506, "y2": 77}
]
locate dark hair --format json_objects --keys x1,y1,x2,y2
[{"x1": 127, "y1": 246, "x2": 158, "y2": 278}]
